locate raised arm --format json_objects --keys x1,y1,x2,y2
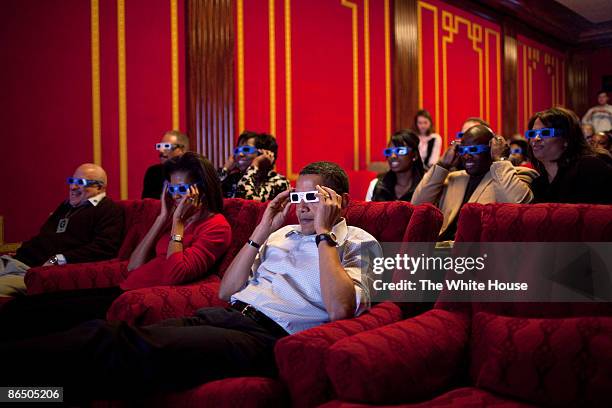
[
  {"x1": 127, "y1": 183, "x2": 171, "y2": 271},
  {"x1": 218, "y1": 189, "x2": 292, "y2": 300},
  {"x1": 411, "y1": 143, "x2": 457, "y2": 205}
]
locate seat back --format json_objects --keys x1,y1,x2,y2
[
  {"x1": 284, "y1": 199, "x2": 442, "y2": 243},
  {"x1": 117, "y1": 199, "x2": 161, "y2": 259}
]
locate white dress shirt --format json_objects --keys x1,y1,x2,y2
[{"x1": 231, "y1": 218, "x2": 382, "y2": 334}]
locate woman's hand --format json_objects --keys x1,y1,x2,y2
[
  {"x1": 251, "y1": 149, "x2": 275, "y2": 170},
  {"x1": 223, "y1": 154, "x2": 236, "y2": 173},
  {"x1": 159, "y1": 182, "x2": 174, "y2": 221},
  {"x1": 173, "y1": 185, "x2": 202, "y2": 223}
]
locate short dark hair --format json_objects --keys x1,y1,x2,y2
[
  {"x1": 414, "y1": 109, "x2": 435, "y2": 135},
  {"x1": 598, "y1": 90, "x2": 608, "y2": 97},
  {"x1": 163, "y1": 152, "x2": 223, "y2": 214},
  {"x1": 237, "y1": 131, "x2": 280, "y2": 163},
  {"x1": 165, "y1": 130, "x2": 190, "y2": 151},
  {"x1": 299, "y1": 161, "x2": 349, "y2": 195}
]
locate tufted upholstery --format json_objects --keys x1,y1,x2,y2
[
  {"x1": 318, "y1": 387, "x2": 537, "y2": 407},
  {"x1": 25, "y1": 199, "x2": 160, "y2": 295},
  {"x1": 106, "y1": 199, "x2": 263, "y2": 324},
  {"x1": 132, "y1": 200, "x2": 443, "y2": 407},
  {"x1": 150, "y1": 377, "x2": 290, "y2": 408},
  {"x1": 324, "y1": 203, "x2": 612, "y2": 407}
]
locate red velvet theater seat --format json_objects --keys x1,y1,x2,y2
[
  {"x1": 144, "y1": 200, "x2": 443, "y2": 408},
  {"x1": 106, "y1": 198, "x2": 263, "y2": 325},
  {"x1": 25, "y1": 199, "x2": 161, "y2": 295},
  {"x1": 323, "y1": 203, "x2": 612, "y2": 408}
]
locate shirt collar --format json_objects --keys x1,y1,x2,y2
[
  {"x1": 88, "y1": 192, "x2": 106, "y2": 207},
  {"x1": 285, "y1": 217, "x2": 349, "y2": 246}
]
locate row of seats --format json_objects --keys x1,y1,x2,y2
[{"x1": 21, "y1": 198, "x2": 612, "y2": 407}]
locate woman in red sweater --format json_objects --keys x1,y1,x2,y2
[{"x1": 0, "y1": 152, "x2": 232, "y2": 340}]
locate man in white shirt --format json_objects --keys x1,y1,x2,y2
[
  {"x1": 0, "y1": 163, "x2": 124, "y2": 296},
  {"x1": 0, "y1": 161, "x2": 381, "y2": 402},
  {"x1": 583, "y1": 91, "x2": 612, "y2": 133}
]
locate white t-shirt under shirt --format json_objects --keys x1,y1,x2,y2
[
  {"x1": 582, "y1": 104, "x2": 612, "y2": 133},
  {"x1": 418, "y1": 133, "x2": 442, "y2": 169}
]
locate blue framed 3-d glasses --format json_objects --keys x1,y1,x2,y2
[
  {"x1": 233, "y1": 146, "x2": 258, "y2": 155},
  {"x1": 525, "y1": 128, "x2": 561, "y2": 139},
  {"x1": 510, "y1": 147, "x2": 523, "y2": 155},
  {"x1": 66, "y1": 177, "x2": 104, "y2": 187},
  {"x1": 167, "y1": 182, "x2": 201, "y2": 195},
  {"x1": 456, "y1": 145, "x2": 490, "y2": 155},
  {"x1": 383, "y1": 146, "x2": 411, "y2": 157}
]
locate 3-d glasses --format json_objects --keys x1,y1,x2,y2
[
  {"x1": 456, "y1": 145, "x2": 491, "y2": 155},
  {"x1": 290, "y1": 191, "x2": 320, "y2": 204},
  {"x1": 510, "y1": 147, "x2": 523, "y2": 155},
  {"x1": 233, "y1": 146, "x2": 259, "y2": 155},
  {"x1": 455, "y1": 131, "x2": 464, "y2": 139},
  {"x1": 525, "y1": 128, "x2": 561, "y2": 139},
  {"x1": 155, "y1": 142, "x2": 182, "y2": 151},
  {"x1": 66, "y1": 177, "x2": 104, "y2": 187},
  {"x1": 167, "y1": 182, "x2": 201, "y2": 195},
  {"x1": 383, "y1": 146, "x2": 411, "y2": 157}
]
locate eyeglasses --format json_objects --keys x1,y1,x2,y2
[
  {"x1": 167, "y1": 182, "x2": 201, "y2": 195},
  {"x1": 156, "y1": 143, "x2": 183, "y2": 151},
  {"x1": 233, "y1": 146, "x2": 258, "y2": 155},
  {"x1": 456, "y1": 145, "x2": 491, "y2": 155},
  {"x1": 525, "y1": 128, "x2": 560, "y2": 139},
  {"x1": 290, "y1": 191, "x2": 319, "y2": 204},
  {"x1": 383, "y1": 147, "x2": 411, "y2": 157},
  {"x1": 455, "y1": 131, "x2": 464, "y2": 139},
  {"x1": 66, "y1": 177, "x2": 104, "y2": 187},
  {"x1": 510, "y1": 147, "x2": 523, "y2": 155}
]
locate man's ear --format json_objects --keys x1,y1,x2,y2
[{"x1": 340, "y1": 192, "x2": 350, "y2": 209}]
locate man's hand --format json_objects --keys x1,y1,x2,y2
[
  {"x1": 251, "y1": 149, "x2": 275, "y2": 170},
  {"x1": 173, "y1": 185, "x2": 202, "y2": 222},
  {"x1": 490, "y1": 135, "x2": 509, "y2": 161},
  {"x1": 438, "y1": 142, "x2": 460, "y2": 170},
  {"x1": 313, "y1": 185, "x2": 342, "y2": 235},
  {"x1": 251, "y1": 189, "x2": 291, "y2": 243}
]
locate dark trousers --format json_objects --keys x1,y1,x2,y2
[
  {"x1": 0, "y1": 307, "x2": 285, "y2": 403},
  {"x1": 0, "y1": 286, "x2": 123, "y2": 341}
]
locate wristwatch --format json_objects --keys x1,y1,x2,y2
[
  {"x1": 170, "y1": 234, "x2": 183, "y2": 243},
  {"x1": 315, "y1": 232, "x2": 338, "y2": 247}
]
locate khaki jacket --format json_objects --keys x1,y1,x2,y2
[{"x1": 411, "y1": 161, "x2": 539, "y2": 236}]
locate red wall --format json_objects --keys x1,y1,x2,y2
[
  {"x1": 418, "y1": 0, "x2": 502, "y2": 145},
  {"x1": 516, "y1": 35, "x2": 566, "y2": 134},
  {"x1": 236, "y1": 0, "x2": 393, "y2": 179},
  {"x1": 0, "y1": 0, "x2": 186, "y2": 242}
]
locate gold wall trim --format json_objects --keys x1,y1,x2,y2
[
  {"x1": 118, "y1": 0, "x2": 128, "y2": 199},
  {"x1": 383, "y1": 0, "x2": 391, "y2": 137},
  {"x1": 364, "y1": 0, "x2": 371, "y2": 165},
  {"x1": 237, "y1": 0, "x2": 245, "y2": 132},
  {"x1": 269, "y1": 0, "x2": 277, "y2": 136},
  {"x1": 91, "y1": 0, "x2": 101, "y2": 165},
  {"x1": 417, "y1": 2, "x2": 440, "y2": 133},
  {"x1": 284, "y1": 0, "x2": 296, "y2": 179},
  {"x1": 341, "y1": 0, "x2": 359, "y2": 171},
  {"x1": 441, "y1": 11, "x2": 483, "y2": 144},
  {"x1": 171, "y1": 0, "x2": 180, "y2": 130}
]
